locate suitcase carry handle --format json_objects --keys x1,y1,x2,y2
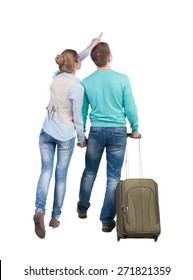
[{"x1": 125, "y1": 133, "x2": 143, "y2": 178}]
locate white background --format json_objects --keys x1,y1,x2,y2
[{"x1": 0, "y1": 0, "x2": 193, "y2": 279}]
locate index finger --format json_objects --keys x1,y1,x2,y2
[{"x1": 98, "y1": 32, "x2": 103, "y2": 38}]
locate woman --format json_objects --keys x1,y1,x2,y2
[{"x1": 33, "y1": 34, "x2": 102, "y2": 239}]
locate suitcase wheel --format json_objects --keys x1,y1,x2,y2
[{"x1": 154, "y1": 236, "x2": 158, "y2": 242}]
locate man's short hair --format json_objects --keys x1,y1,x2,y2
[{"x1": 91, "y1": 42, "x2": 111, "y2": 67}]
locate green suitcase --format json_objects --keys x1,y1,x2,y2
[{"x1": 116, "y1": 135, "x2": 161, "y2": 241}]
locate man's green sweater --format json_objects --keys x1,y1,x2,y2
[{"x1": 82, "y1": 69, "x2": 139, "y2": 133}]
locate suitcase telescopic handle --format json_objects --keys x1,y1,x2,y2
[
  {"x1": 127, "y1": 133, "x2": 142, "y2": 139},
  {"x1": 125, "y1": 133, "x2": 143, "y2": 178}
]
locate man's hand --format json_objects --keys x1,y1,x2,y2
[{"x1": 128, "y1": 132, "x2": 141, "y2": 139}]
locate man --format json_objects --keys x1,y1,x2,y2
[{"x1": 77, "y1": 42, "x2": 140, "y2": 232}]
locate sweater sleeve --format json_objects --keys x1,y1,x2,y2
[
  {"x1": 82, "y1": 90, "x2": 89, "y2": 133},
  {"x1": 123, "y1": 77, "x2": 139, "y2": 133}
]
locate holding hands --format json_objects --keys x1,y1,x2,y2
[{"x1": 77, "y1": 138, "x2": 87, "y2": 148}]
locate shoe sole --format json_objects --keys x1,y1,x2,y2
[
  {"x1": 102, "y1": 228, "x2": 114, "y2": 232},
  {"x1": 33, "y1": 215, "x2": 45, "y2": 239},
  {"x1": 78, "y1": 213, "x2": 87, "y2": 219}
]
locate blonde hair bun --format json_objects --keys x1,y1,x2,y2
[{"x1": 55, "y1": 54, "x2": 64, "y2": 66}]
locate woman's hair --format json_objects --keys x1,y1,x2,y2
[
  {"x1": 91, "y1": 42, "x2": 111, "y2": 67},
  {"x1": 55, "y1": 49, "x2": 80, "y2": 73}
]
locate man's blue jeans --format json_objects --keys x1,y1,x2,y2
[
  {"x1": 77, "y1": 127, "x2": 127, "y2": 225},
  {"x1": 35, "y1": 129, "x2": 75, "y2": 219}
]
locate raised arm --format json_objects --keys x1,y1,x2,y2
[
  {"x1": 86, "y1": 32, "x2": 103, "y2": 51},
  {"x1": 79, "y1": 33, "x2": 103, "y2": 61}
]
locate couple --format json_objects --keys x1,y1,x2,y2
[{"x1": 33, "y1": 33, "x2": 140, "y2": 239}]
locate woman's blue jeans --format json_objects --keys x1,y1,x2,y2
[
  {"x1": 35, "y1": 129, "x2": 75, "y2": 219},
  {"x1": 77, "y1": 127, "x2": 127, "y2": 225}
]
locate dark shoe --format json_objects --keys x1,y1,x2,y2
[
  {"x1": 49, "y1": 218, "x2": 60, "y2": 228},
  {"x1": 78, "y1": 212, "x2": 87, "y2": 219},
  {"x1": 33, "y1": 211, "x2": 45, "y2": 239},
  {"x1": 102, "y1": 220, "x2": 116, "y2": 232}
]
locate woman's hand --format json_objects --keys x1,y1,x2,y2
[{"x1": 86, "y1": 32, "x2": 103, "y2": 51}]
